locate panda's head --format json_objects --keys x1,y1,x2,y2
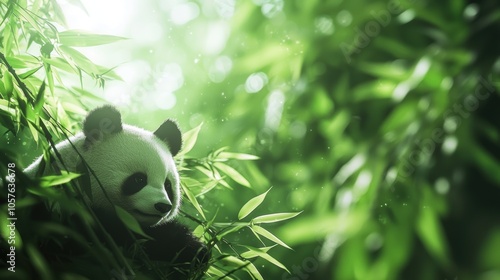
[{"x1": 81, "y1": 105, "x2": 182, "y2": 227}]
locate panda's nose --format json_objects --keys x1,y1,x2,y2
[{"x1": 155, "y1": 203, "x2": 172, "y2": 214}]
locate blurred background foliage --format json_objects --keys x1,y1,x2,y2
[{"x1": 1, "y1": 0, "x2": 500, "y2": 279}]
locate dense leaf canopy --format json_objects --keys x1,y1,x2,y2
[{"x1": 1, "y1": 0, "x2": 500, "y2": 279}]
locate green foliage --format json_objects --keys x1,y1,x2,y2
[
  {"x1": 1, "y1": 0, "x2": 500, "y2": 279},
  {"x1": 0, "y1": 1, "x2": 297, "y2": 279}
]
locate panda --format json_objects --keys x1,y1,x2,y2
[{"x1": 24, "y1": 105, "x2": 210, "y2": 278}]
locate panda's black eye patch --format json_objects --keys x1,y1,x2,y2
[
  {"x1": 122, "y1": 172, "x2": 147, "y2": 195},
  {"x1": 164, "y1": 178, "x2": 174, "y2": 200}
]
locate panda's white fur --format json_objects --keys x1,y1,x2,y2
[
  {"x1": 24, "y1": 106, "x2": 182, "y2": 227},
  {"x1": 21, "y1": 105, "x2": 210, "y2": 276}
]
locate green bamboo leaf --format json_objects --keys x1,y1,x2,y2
[
  {"x1": 195, "y1": 165, "x2": 222, "y2": 181},
  {"x1": 416, "y1": 206, "x2": 449, "y2": 266},
  {"x1": 193, "y1": 225, "x2": 205, "y2": 239},
  {"x1": 0, "y1": 212, "x2": 23, "y2": 248},
  {"x1": 181, "y1": 183, "x2": 206, "y2": 219},
  {"x1": 0, "y1": 80, "x2": 5, "y2": 97},
  {"x1": 217, "y1": 224, "x2": 246, "y2": 239},
  {"x1": 26, "y1": 244, "x2": 51, "y2": 279},
  {"x1": 257, "y1": 252, "x2": 289, "y2": 273},
  {"x1": 0, "y1": 1, "x2": 14, "y2": 27},
  {"x1": 114, "y1": 206, "x2": 152, "y2": 239},
  {"x1": 18, "y1": 66, "x2": 42, "y2": 79},
  {"x1": 214, "y1": 162, "x2": 251, "y2": 188},
  {"x1": 29, "y1": 118, "x2": 41, "y2": 140},
  {"x1": 43, "y1": 57, "x2": 78, "y2": 74},
  {"x1": 34, "y1": 81, "x2": 45, "y2": 113},
  {"x1": 219, "y1": 256, "x2": 264, "y2": 280},
  {"x1": 95, "y1": 64, "x2": 123, "y2": 80},
  {"x1": 197, "y1": 180, "x2": 219, "y2": 196},
  {"x1": 252, "y1": 212, "x2": 302, "y2": 224},
  {"x1": 0, "y1": 100, "x2": 16, "y2": 116},
  {"x1": 241, "y1": 245, "x2": 289, "y2": 273},
  {"x1": 207, "y1": 266, "x2": 236, "y2": 279},
  {"x1": 240, "y1": 245, "x2": 275, "y2": 258},
  {"x1": 15, "y1": 6, "x2": 45, "y2": 37},
  {"x1": 58, "y1": 45, "x2": 99, "y2": 74},
  {"x1": 3, "y1": 71, "x2": 13, "y2": 95},
  {"x1": 39, "y1": 171, "x2": 81, "y2": 187},
  {"x1": 251, "y1": 225, "x2": 292, "y2": 250},
  {"x1": 218, "y1": 152, "x2": 260, "y2": 161},
  {"x1": 180, "y1": 177, "x2": 202, "y2": 187},
  {"x1": 5, "y1": 56, "x2": 28, "y2": 68},
  {"x1": 470, "y1": 145, "x2": 500, "y2": 185},
  {"x1": 45, "y1": 65, "x2": 61, "y2": 95},
  {"x1": 244, "y1": 262, "x2": 264, "y2": 280},
  {"x1": 52, "y1": 0, "x2": 67, "y2": 26},
  {"x1": 238, "y1": 188, "x2": 271, "y2": 220},
  {"x1": 59, "y1": 30, "x2": 127, "y2": 47},
  {"x1": 177, "y1": 122, "x2": 203, "y2": 156},
  {"x1": 357, "y1": 61, "x2": 409, "y2": 80},
  {"x1": 61, "y1": 102, "x2": 88, "y2": 115},
  {"x1": 71, "y1": 87, "x2": 107, "y2": 103}
]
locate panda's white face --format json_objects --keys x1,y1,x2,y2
[
  {"x1": 22, "y1": 106, "x2": 184, "y2": 228},
  {"x1": 85, "y1": 125, "x2": 181, "y2": 226}
]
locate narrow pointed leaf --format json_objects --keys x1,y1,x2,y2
[
  {"x1": 215, "y1": 162, "x2": 250, "y2": 188},
  {"x1": 252, "y1": 225, "x2": 292, "y2": 250},
  {"x1": 59, "y1": 30, "x2": 127, "y2": 47},
  {"x1": 114, "y1": 206, "x2": 152, "y2": 239},
  {"x1": 217, "y1": 224, "x2": 246, "y2": 239},
  {"x1": 240, "y1": 245, "x2": 275, "y2": 258},
  {"x1": 238, "y1": 188, "x2": 271, "y2": 220},
  {"x1": 218, "y1": 152, "x2": 260, "y2": 160},
  {"x1": 58, "y1": 45, "x2": 99, "y2": 74},
  {"x1": 39, "y1": 171, "x2": 81, "y2": 187},
  {"x1": 252, "y1": 212, "x2": 302, "y2": 224},
  {"x1": 19, "y1": 66, "x2": 42, "y2": 79},
  {"x1": 220, "y1": 256, "x2": 263, "y2": 280},
  {"x1": 241, "y1": 245, "x2": 290, "y2": 273},
  {"x1": 178, "y1": 123, "x2": 203, "y2": 156},
  {"x1": 181, "y1": 183, "x2": 206, "y2": 219}
]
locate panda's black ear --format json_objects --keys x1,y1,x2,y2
[
  {"x1": 154, "y1": 119, "x2": 182, "y2": 156},
  {"x1": 83, "y1": 105, "x2": 123, "y2": 145}
]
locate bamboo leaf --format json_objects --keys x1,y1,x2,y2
[
  {"x1": 214, "y1": 162, "x2": 251, "y2": 188},
  {"x1": 181, "y1": 183, "x2": 206, "y2": 219},
  {"x1": 34, "y1": 81, "x2": 45, "y2": 113},
  {"x1": 217, "y1": 224, "x2": 246, "y2": 239},
  {"x1": 43, "y1": 57, "x2": 78, "y2": 74},
  {"x1": 39, "y1": 171, "x2": 81, "y2": 187},
  {"x1": 114, "y1": 206, "x2": 152, "y2": 239},
  {"x1": 59, "y1": 30, "x2": 127, "y2": 47},
  {"x1": 241, "y1": 245, "x2": 289, "y2": 273},
  {"x1": 58, "y1": 45, "x2": 99, "y2": 75},
  {"x1": 219, "y1": 256, "x2": 264, "y2": 280},
  {"x1": 0, "y1": 100, "x2": 16, "y2": 117},
  {"x1": 19, "y1": 66, "x2": 42, "y2": 79},
  {"x1": 207, "y1": 266, "x2": 236, "y2": 279},
  {"x1": 251, "y1": 225, "x2": 292, "y2": 250},
  {"x1": 26, "y1": 244, "x2": 51, "y2": 279},
  {"x1": 177, "y1": 122, "x2": 203, "y2": 156},
  {"x1": 252, "y1": 212, "x2": 302, "y2": 224},
  {"x1": 238, "y1": 188, "x2": 271, "y2": 220},
  {"x1": 240, "y1": 245, "x2": 275, "y2": 258},
  {"x1": 218, "y1": 152, "x2": 260, "y2": 161}
]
